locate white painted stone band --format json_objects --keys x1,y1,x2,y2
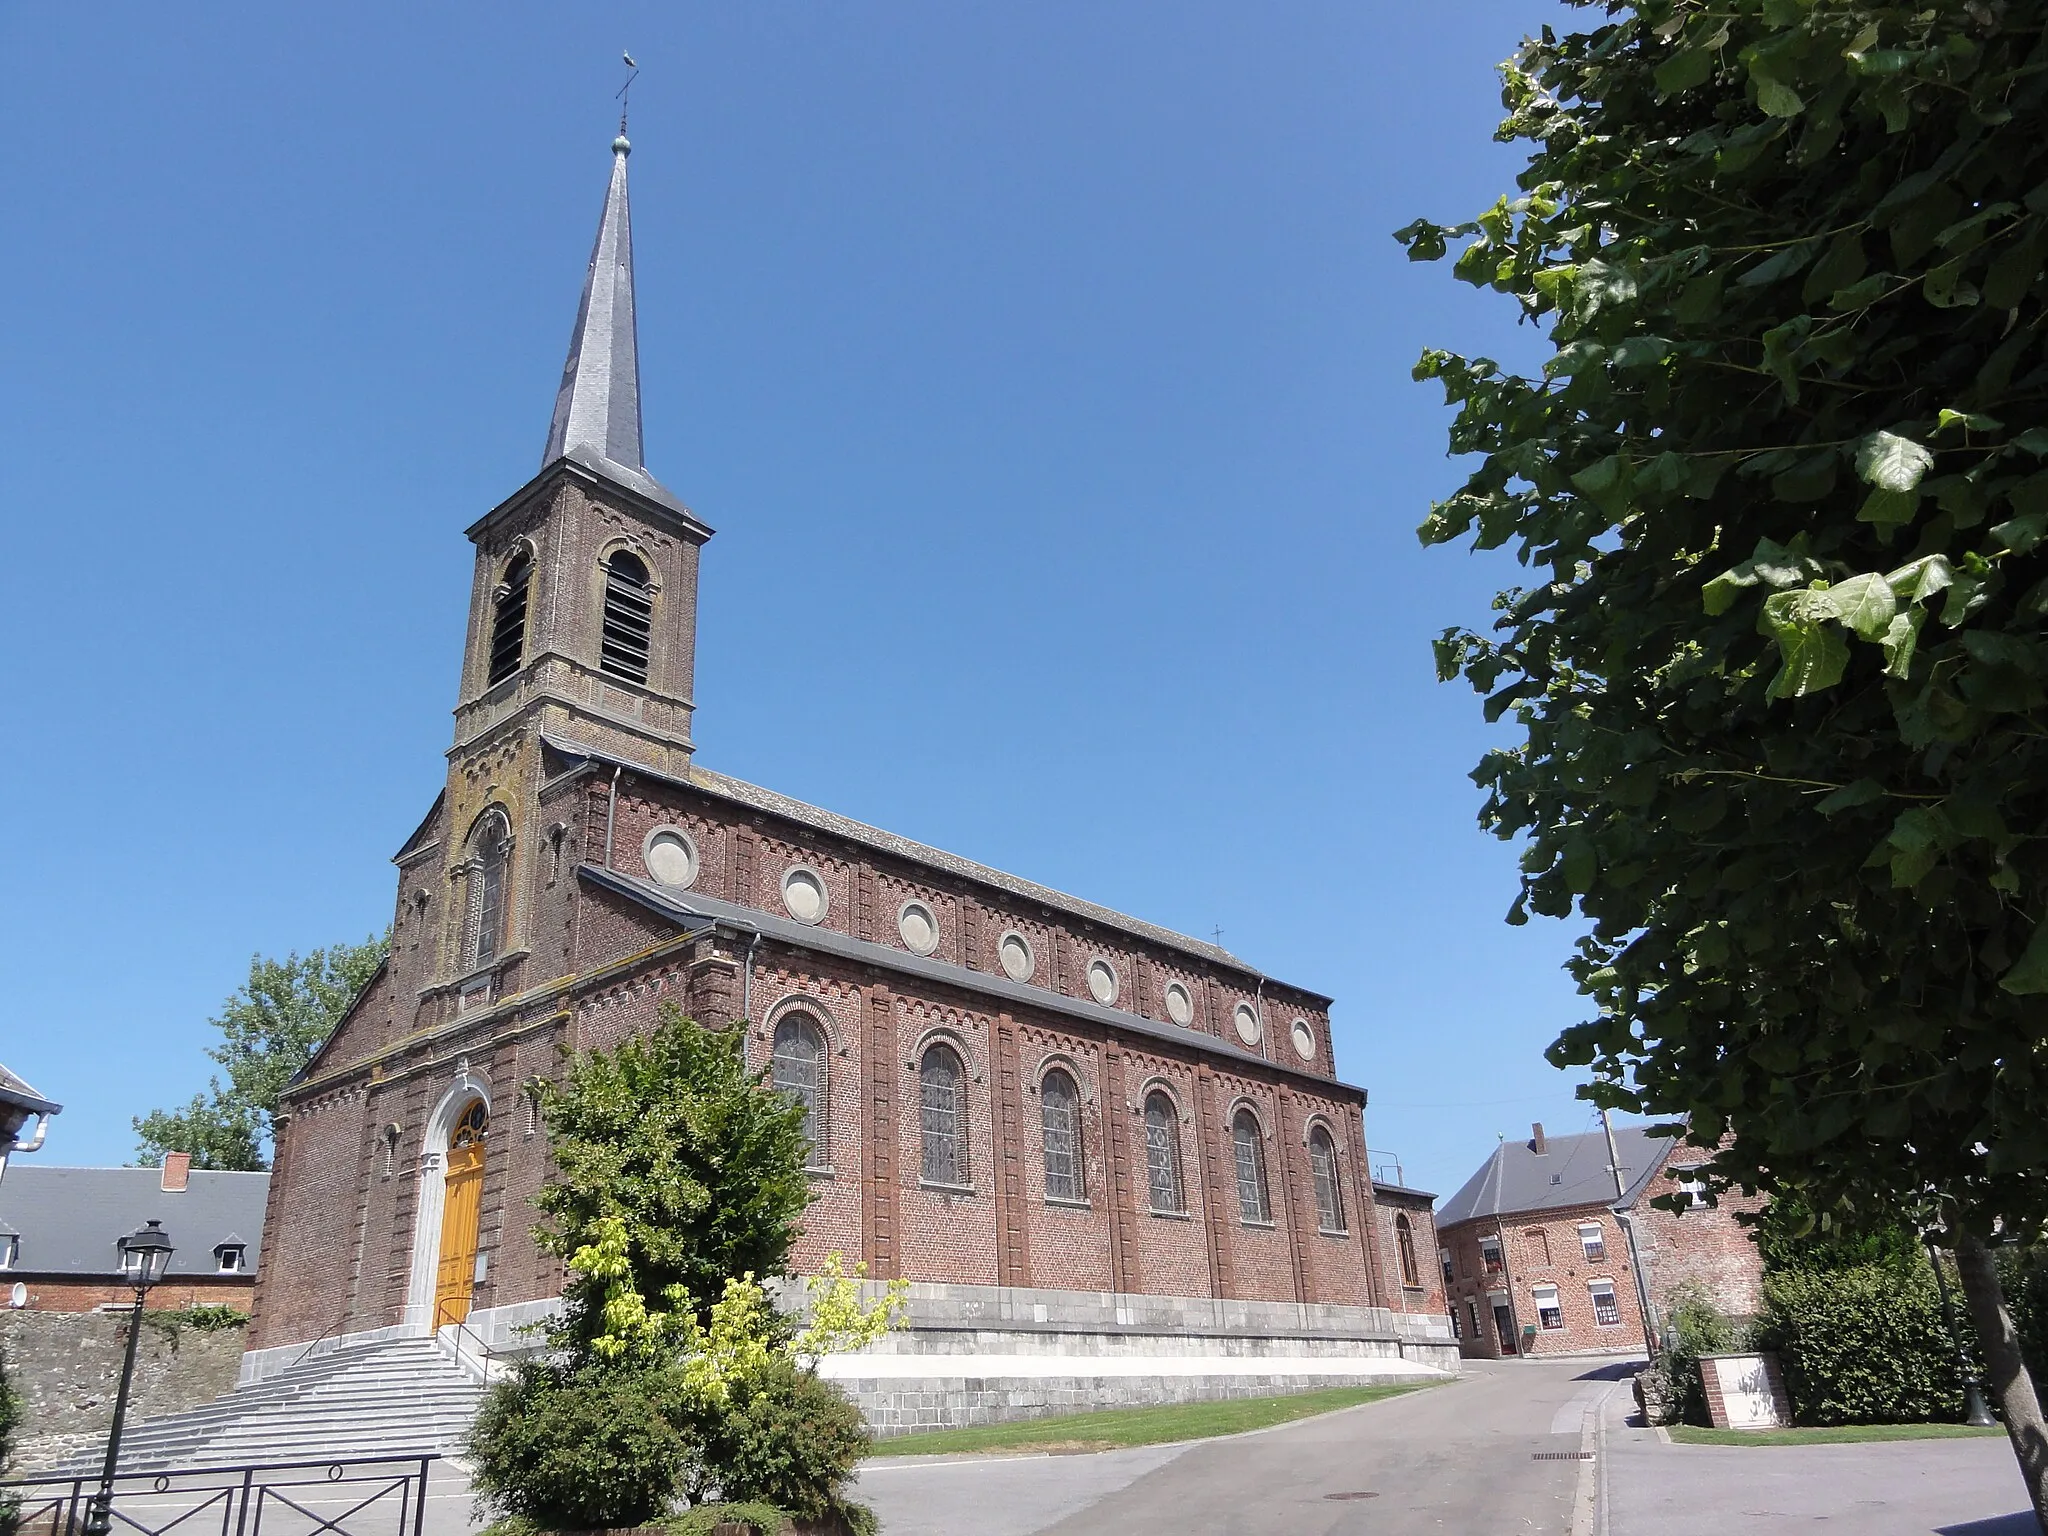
[{"x1": 818, "y1": 1353, "x2": 1450, "y2": 1381}]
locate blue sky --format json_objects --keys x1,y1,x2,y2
[{"x1": 0, "y1": 2, "x2": 1618, "y2": 1200}]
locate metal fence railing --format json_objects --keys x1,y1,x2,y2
[{"x1": 0, "y1": 1455, "x2": 438, "y2": 1536}]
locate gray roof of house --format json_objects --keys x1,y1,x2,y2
[
  {"x1": 1435, "y1": 1124, "x2": 1677, "y2": 1227},
  {"x1": 0, "y1": 1166, "x2": 268, "y2": 1278},
  {"x1": 0, "y1": 1062, "x2": 61, "y2": 1118}
]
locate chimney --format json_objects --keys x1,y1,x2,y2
[
  {"x1": 160, "y1": 1152, "x2": 191, "y2": 1193},
  {"x1": 1531, "y1": 1123, "x2": 1547, "y2": 1156}
]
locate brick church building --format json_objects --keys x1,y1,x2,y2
[{"x1": 244, "y1": 130, "x2": 1442, "y2": 1370}]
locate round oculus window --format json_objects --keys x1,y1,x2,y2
[
  {"x1": 998, "y1": 931, "x2": 1035, "y2": 982},
  {"x1": 1233, "y1": 1003, "x2": 1263, "y2": 1047},
  {"x1": 781, "y1": 867, "x2": 828, "y2": 925},
  {"x1": 1086, "y1": 958, "x2": 1119, "y2": 1006},
  {"x1": 1164, "y1": 981, "x2": 1194, "y2": 1027},
  {"x1": 643, "y1": 828, "x2": 699, "y2": 888},
  {"x1": 1291, "y1": 1018, "x2": 1317, "y2": 1061},
  {"x1": 898, "y1": 900, "x2": 939, "y2": 956}
]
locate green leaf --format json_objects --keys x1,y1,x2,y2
[
  {"x1": 1827, "y1": 273, "x2": 1892, "y2": 311},
  {"x1": 1672, "y1": 270, "x2": 1725, "y2": 324},
  {"x1": 1754, "y1": 76, "x2": 1806, "y2": 118},
  {"x1": 1571, "y1": 455, "x2": 1632, "y2": 514},
  {"x1": 1991, "y1": 511, "x2": 2048, "y2": 555},
  {"x1": 1998, "y1": 916, "x2": 2048, "y2": 995},
  {"x1": 1703, "y1": 537, "x2": 1819, "y2": 614},
  {"x1": 1879, "y1": 608, "x2": 1922, "y2": 677},
  {"x1": 1761, "y1": 589, "x2": 1851, "y2": 697},
  {"x1": 2014, "y1": 428, "x2": 2048, "y2": 457},
  {"x1": 1857, "y1": 486, "x2": 1920, "y2": 530},
  {"x1": 1935, "y1": 409, "x2": 2002, "y2": 434},
  {"x1": 1984, "y1": 233, "x2": 2043, "y2": 309},
  {"x1": 1923, "y1": 260, "x2": 1981, "y2": 308},
  {"x1": 1610, "y1": 336, "x2": 1670, "y2": 370},
  {"x1": 1760, "y1": 318, "x2": 1812, "y2": 402},
  {"x1": 1825, "y1": 573, "x2": 1898, "y2": 640},
  {"x1": 1815, "y1": 779, "x2": 1885, "y2": 814},
  {"x1": 1655, "y1": 45, "x2": 1717, "y2": 96},
  {"x1": 1855, "y1": 431, "x2": 1935, "y2": 493}
]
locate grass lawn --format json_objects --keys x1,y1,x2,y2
[
  {"x1": 867, "y1": 1382, "x2": 1439, "y2": 1458},
  {"x1": 1667, "y1": 1422, "x2": 2005, "y2": 1447}
]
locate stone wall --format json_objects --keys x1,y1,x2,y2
[{"x1": 0, "y1": 1310, "x2": 246, "y2": 1475}]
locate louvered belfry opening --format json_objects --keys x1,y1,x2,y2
[
  {"x1": 487, "y1": 552, "x2": 533, "y2": 687},
  {"x1": 600, "y1": 550, "x2": 654, "y2": 683}
]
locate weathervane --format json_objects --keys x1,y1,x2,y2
[{"x1": 617, "y1": 50, "x2": 639, "y2": 138}]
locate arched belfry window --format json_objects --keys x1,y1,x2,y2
[
  {"x1": 599, "y1": 550, "x2": 654, "y2": 684},
  {"x1": 919, "y1": 1043, "x2": 967, "y2": 1187},
  {"x1": 487, "y1": 550, "x2": 534, "y2": 687},
  {"x1": 1143, "y1": 1091, "x2": 1183, "y2": 1214},
  {"x1": 772, "y1": 1013, "x2": 828, "y2": 1166},
  {"x1": 1231, "y1": 1109, "x2": 1271, "y2": 1224},
  {"x1": 1040, "y1": 1068, "x2": 1083, "y2": 1202},
  {"x1": 463, "y1": 812, "x2": 512, "y2": 970},
  {"x1": 1308, "y1": 1125, "x2": 1347, "y2": 1232}
]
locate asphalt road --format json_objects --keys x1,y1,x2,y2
[{"x1": 854, "y1": 1359, "x2": 1617, "y2": 1536}]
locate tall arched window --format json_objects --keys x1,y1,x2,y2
[
  {"x1": 1395, "y1": 1213, "x2": 1421, "y2": 1288},
  {"x1": 1142, "y1": 1091, "x2": 1183, "y2": 1213},
  {"x1": 486, "y1": 550, "x2": 533, "y2": 687},
  {"x1": 463, "y1": 812, "x2": 512, "y2": 969},
  {"x1": 919, "y1": 1044, "x2": 966, "y2": 1186},
  {"x1": 771, "y1": 1014, "x2": 828, "y2": 1166},
  {"x1": 599, "y1": 550, "x2": 654, "y2": 684},
  {"x1": 1308, "y1": 1125, "x2": 1346, "y2": 1233},
  {"x1": 1231, "y1": 1109, "x2": 1271, "y2": 1224},
  {"x1": 1040, "y1": 1068, "x2": 1083, "y2": 1202}
]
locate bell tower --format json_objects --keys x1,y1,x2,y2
[{"x1": 451, "y1": 129, "x2": 712, "y2": 776}]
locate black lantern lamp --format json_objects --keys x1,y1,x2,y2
[
  {"x1": 1925, "y1": 1233, "x2": 1999, "y2": 1429},
  {"x1": 82, "y1": 1220, "x2": 176, "y2": 1536}
]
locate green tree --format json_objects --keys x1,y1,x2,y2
[
  {"x1": 535, "y1": 1006, "x2": 814, "y2": 1348},
  {"x1": 1402, "y1": 1, "x2": 2048, "y2": 1520},
  {"x1": 134, "y1": 936, "x2": 387, "y2": 1171}
]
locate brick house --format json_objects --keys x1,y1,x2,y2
[
  {"x1": 1370, "y1": 1180, "x2": 1447, "y2": 1319},
  {"x1": 242, "y1": 131, "x2": 1449, "y2": 1376},
  {"x1": 0, "y1": 1156, "x2": 266, "y2": 1314},
  {"x1": 1435, "y1": 1123, "x2": 1763, "y2": 1360}
]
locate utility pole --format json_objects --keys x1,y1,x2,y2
[{"x1": 1602, "y1": 1107, "x2": 1660, "y2": 1359}]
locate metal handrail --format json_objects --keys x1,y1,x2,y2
[
  {"x1": 285, "y1": 1305, "x2": 358, "y2": 1372},
  {"x1": 1, "y1": 1454, "x2": 439, "y2": 1536},
  {"x1": 436, "y1": 1314, "x2": 505, "y2": 1383}
]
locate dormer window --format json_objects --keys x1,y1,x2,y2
[
  {"x1": 215, "y1": 1243, "x2": 247, "y2": 1275},
  {"x1": 0, "y1": 1235, "x2": 17, "y2": 1270},
  {"x1": 599, "y1": 550, "x2": 654, "y2": 684},
  {"x1": 486, "y1": 550, "x2": 534, "y2": 687}
]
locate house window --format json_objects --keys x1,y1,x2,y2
[
  {"x1": 1590, "y1": 1280, "x2": 1621, "y2": 1327},
  {"x1": 1308, "y1": 1126, "x2": 1346, "y2": 1233},
  {"x1": 1466, "y1": 1298, "x2": 1481, "y2": 1341},
  {"x1": 463, "y1": 811, "x2": 512, "y2": 970},
  {"x1": 1142, "y1": 1091, "x2": 1184, "y2": 1214},
  {"x1": 1231, "y1": 1110, "x2": 1271, "y2": 1224},
  {"x1": 1396, "y1": 1214, "x2": 1421, "y2": 1288},
  {"x1": 1479, "y1": 1235, "x2": 1503, "y2": 1277},
  {"x1": 215, "y1": 1244, "x2": 247, "y2": 1275},
  {"x1": 0, "y1": 1235, "x2": 16, "y2": 1270},
  {"x1": 1040, "y1": 1068, "x2": 1084, "y2": 1202},
  {"x1": 599, "y1": 550, "x2": 655, "y2": 684},
  {"x1": 1579, "y1": 1223, "x2": 1607, "y2": 1262},
  {"x1": 918, "y1": 1044, "x2": 967, "y2": 1187},
  {"x1": 486, "y1": 550, "x2": 533, "y2": 687},
  {"x1": 771, "y1": 1014, "x2": 828, "y2": 1168},
  {"x1": 1448, "y1": 1304, "x2": 1462, "y2": 1340},
  {"x1": 1440, "y1": 1248, "x2": 1455, "y2": 1287},
  {"x1": 1672, "y1": 1168, "x2": 1709, "y2": 1209},
  {"x1": 1533, "y1": 1283, "x2": 1565, "y2": 1330},
  {"x1": 1526, "y1": 1227, "x2": 1552, "y2": 1266}
]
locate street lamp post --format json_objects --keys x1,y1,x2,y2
[
  {"x1": 82, "y1": 1219, "x2": 175, "y2": 1536},
  {"x1": 1925, "y1": 1236, "x2": 1998, "y2": 1429}
]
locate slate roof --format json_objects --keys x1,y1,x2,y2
[
  {"x1": 0, "y1": 1062, "x2": 60, "y2": 1118},
  {"x1": 0, "y1": 1166, "x2": 268, "y2": 1278},
  {"x1": 544, "y1": 732, "x2": 1296, "y2": 985},
  {"x1": 1435, "y1": 1124, "x2": 1681, "y2": 1227}
]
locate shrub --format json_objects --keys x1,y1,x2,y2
[
  {"x1": 1756, "y1": 1266, "x2": 1963, "y2": 1426},
  {"x1": 1643, "y1": 1286, "x2": 1745, "y2": 1426},
  {"x1": 466, "y1": 1358, "x2": 700, "y2": 1529},
  {"x1": 1997, "y1": 1244, "x2": 2047, "y2": 1394},
  {"x1": 689, "y1": 1358, "x2": 872, "y2": 1530},
  {"x1": 664, "y1": 1502, "x2": 793, "y2": 1536}
]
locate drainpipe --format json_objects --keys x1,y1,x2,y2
[
  {"x1": 741, "y1": 927, "x2": 762, "y2": 1023},
  {"x1": 603, "y1": 764, "x2": 623, "y2": 869},
  {"x1": 1603, "y1": 1107, "x2": 1660, "y2": 1357}
]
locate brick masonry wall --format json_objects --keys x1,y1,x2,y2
[
  {"x1": 0, "y1": 1277, "x2": 253, "y2": 1315},
  {"x1": 0, "y1": 1311, "x2": 247, "y2": 1475}
]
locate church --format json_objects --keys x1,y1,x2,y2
[{"x1": 243, "y1": 129, "x2": 1451, "y2": 1402}]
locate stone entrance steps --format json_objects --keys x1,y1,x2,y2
[{"x1": 45, "y1": 1338, "x2": 486, "y2": 1474}]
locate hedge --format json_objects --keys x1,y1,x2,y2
[{"x1": 1755, "y1": 1265, "x2": 1965, "y2": 1426}]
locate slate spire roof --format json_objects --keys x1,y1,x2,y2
[{"x1": 542, "y1": 132, "x2": 681, "y2": 512}]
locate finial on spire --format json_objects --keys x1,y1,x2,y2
[{"x1": 616, "y1": 50, "x2": 638, "y2": 149}]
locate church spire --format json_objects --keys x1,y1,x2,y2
[{"x1": 544, "y1": 131, "x2": 656, "y2": 486}]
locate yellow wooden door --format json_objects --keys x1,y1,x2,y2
[{"x1": 433, "y1": 1138, "x2": 486, "y2": 1327}]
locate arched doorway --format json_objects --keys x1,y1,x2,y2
[{"x1": 432, "y1": 1099, "x2": 488, "y2": 1326}]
